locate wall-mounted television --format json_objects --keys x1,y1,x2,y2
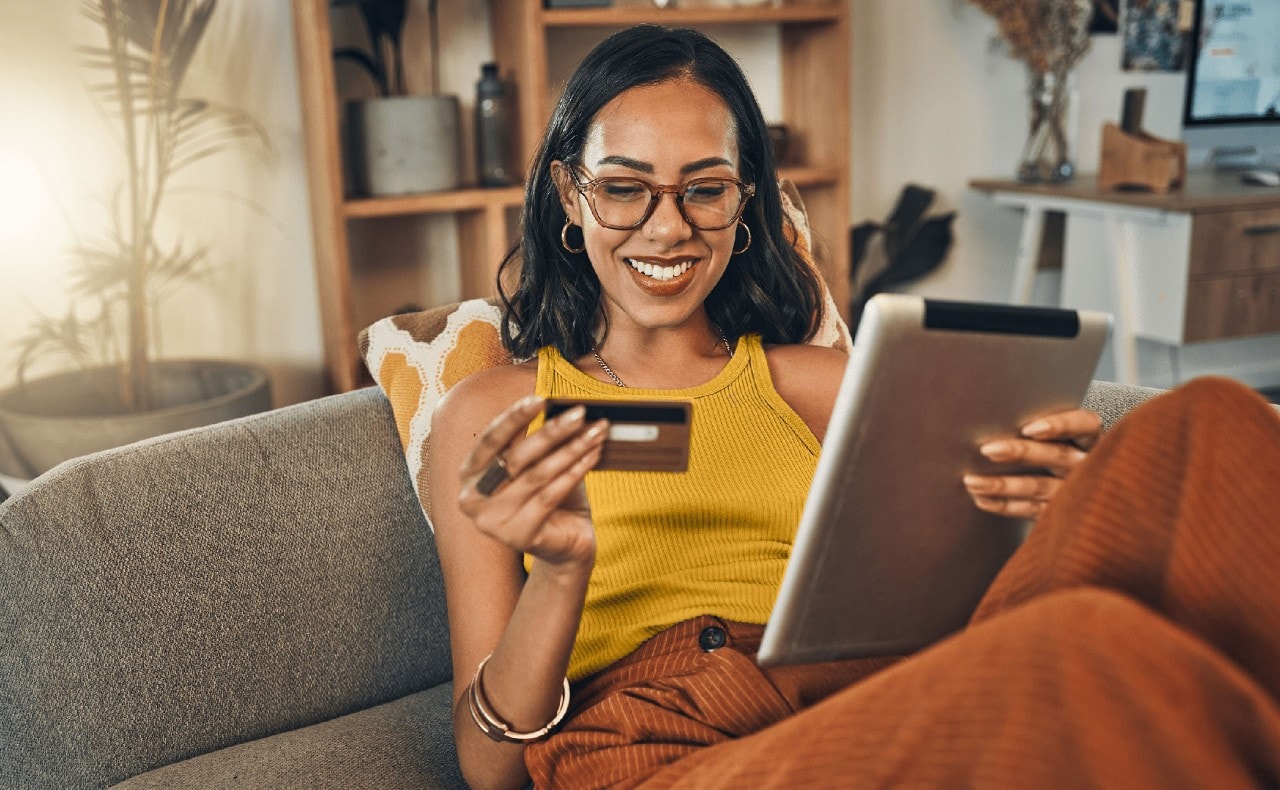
[{"x1": 1181, "y1": 0, "x2": 1280, "y2": 169}]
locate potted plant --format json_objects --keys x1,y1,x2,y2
[
  {"x1": 0, "y1": 0, "x2": 273, "y2": 481},
  {"x1": 333, "y1": 0, "x2": 461, "y2": 196}
]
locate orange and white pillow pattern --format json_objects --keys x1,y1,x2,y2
[
  {"x1": 776, "y1": 179, "x2": 851, "y2": 355},
  {"x1": 359, "y1": 298, "x2": 511, "y2": 515}
]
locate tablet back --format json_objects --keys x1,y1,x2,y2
[{"x1": 757, "y1": 294, "x2": 1111, "y2": 666}]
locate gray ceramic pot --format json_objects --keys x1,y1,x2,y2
[
  {"x1": 0, "y1": 359, "x2": 272, "y2": 480},
  {"x1": 347, "y1": 94, "x2": 462, "y2": 196}
]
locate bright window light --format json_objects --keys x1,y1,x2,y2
[{"x1": 0, "y1": 147, "x2": 57, "y2": 247}]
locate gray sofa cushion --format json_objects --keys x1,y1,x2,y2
[
  {"x1": 5, "y1": 376, "x2": 1246, "y2": 790},
  {"x1": 1, "y1": 389, "x2": 453, "y2": 789},
  {"x1": 112, "y1": 683, "x2": 465, "y2": 789}
]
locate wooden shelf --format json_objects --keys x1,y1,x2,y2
[
  {"x1": 778, "y1": 165, "x2": 841, "y2": 189},
  {"x1": 293, "y1": 0, "x2": 851, "y2": 392},
  {"x1": 343, "y1": 186, "x2": 525, "y2": 219}
]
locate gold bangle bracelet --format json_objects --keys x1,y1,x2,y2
[{"x1": 467, "y1": 654, "x2": 571, "y2": 743}]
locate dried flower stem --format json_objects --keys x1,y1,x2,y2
[{"x1": 970, "y1": 0, "x2": 1094, "y2": 75}]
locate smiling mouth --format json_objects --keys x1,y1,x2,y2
[{"x1": 626, "y1": 258, "x2": 694, "y2": 281}]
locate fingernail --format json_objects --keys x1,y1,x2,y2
[
  {"x1": 585, "y1": 420, "x2": 608, "y2": 440},
  {"x1": 560, "y1": 405, "x2": 586, "y2": 423},
  {"x1": 963, "y1": 474, "x2": 989, "y2": 491},
  {"x1": 519, "y1": 394, "x2": 542, "y2": 409},
  {"x1": 980, "y1": 441, "x2": 1010, "y2": 458},
  {"x1": 1021, "y1": 420, "x2": 1051, "y2": 438}
]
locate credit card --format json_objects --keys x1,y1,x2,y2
[{"x1": 545, "y1": 399, "x2": 692, "y2": 472}]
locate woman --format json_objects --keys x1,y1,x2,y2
[{"x1": 428, "y1": 25, "x2": 1280, "y2": 789}]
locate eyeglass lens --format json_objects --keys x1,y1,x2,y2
[{"x1": 588, "y1": 178, "x2": 747, "y2": 230}]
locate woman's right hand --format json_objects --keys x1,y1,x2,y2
[
  {"x1": 430, "y1": 381, "x2": 604, "y2": 790},
  {"x1": 457, "y1": 395, "x2": 609, "y2": 572}
]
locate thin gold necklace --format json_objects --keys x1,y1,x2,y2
[{"x1": 592, "y1": 332, "x2": 734, "y2": 388}]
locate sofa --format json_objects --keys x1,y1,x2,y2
[{"x1": 0, "y1": 377, "x2": 1183, "y2": 789}]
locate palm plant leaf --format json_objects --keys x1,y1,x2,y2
[
  {"x1": 101, "y1": 0, "x2": 215, "y2": 99},
  {"x1": 332, "y1": 46, "x2": 386, "y2": 95},
  {"x1": 58, "y1": 185, "x2": 134, "y2": 301},
  {"x1": 15, "y1": 312, "x2": 95, "y2": 386},
  {"x1": 67, "y1": 242, "x2": 133, "y2": 297},
  {"x1": 149, "y1": 240, "x2": 209, "y2": 289},
  {"x1": 165, "y1": 2, "x2": 216, "y2": 96},
  {"x1": 329, "y1": 0, "x2": 409, "y2": 95},
  {"x1": 14, "y1": 305, "x2": 126, "y2": 405},
  {"x1": 27, "y1": 0, "x2": 263, "y2": 412},
  {"x1": 77, "y1": 46, "x2": 152, "y2": 74},
  {"x1": 168, "y1": 99, "x2": 271, "y2": 174}
]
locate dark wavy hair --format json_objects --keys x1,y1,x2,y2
[{"x1": 498, "y1": 24, "x2": 823, "y2": 360}]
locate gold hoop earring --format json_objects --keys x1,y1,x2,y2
[
  {"x1": 561, "y1": 219, "x2": 585, "y2": 254},
  {"x1": 733, "y1": 221, "x2": 752, "y2": 255}
]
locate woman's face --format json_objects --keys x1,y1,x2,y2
[{"x1": 555, "y1": 79, "x2": 743, "y2": 337}]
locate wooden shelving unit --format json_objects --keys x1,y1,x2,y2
[{"x1": 292, "y1": 0, "x2": 850, "y2": 393}]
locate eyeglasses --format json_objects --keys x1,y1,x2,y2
[{"x1": 570, "y1": 170, "x2": 755, "y2": 231}]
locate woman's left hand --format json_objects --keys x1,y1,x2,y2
[{"x1": 962, "y1": 408, "x2": 1102, "y2": 519}]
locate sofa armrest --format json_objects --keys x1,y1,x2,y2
[
  {"x1": 1083, "y1": 378, "x2": 1280, "y2": 429},
  {"x1": 1082, "y1": 379, "x2": 1167, "y2": 432},
  {"x1": 1, "y1": 388, "x2": 452, "y2": 789}
]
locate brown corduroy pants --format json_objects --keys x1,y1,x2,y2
[{"x1": 524, "y1": 378, "x2": 1280, "y2": 788}]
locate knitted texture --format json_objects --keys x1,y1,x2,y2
[{"x1": 531, "y1": 335, "x2": 820, "y2": 681}]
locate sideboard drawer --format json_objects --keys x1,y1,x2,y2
[
  {"x1": 1189, "y1": 207, "x2": 1280, "y2": 277},
  {"x1": 1184, "y1": 271, "x2": 1280, "y2": 342}
]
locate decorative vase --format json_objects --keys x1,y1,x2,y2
[
  {"x1": 346, "y1": 95, "x2": 461, "y2": 196},
  {"x1": 1017, "y1": 68, "x2": 1075, "y2": 183}
]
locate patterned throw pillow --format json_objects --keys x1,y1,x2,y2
[
  {"x1": 359, "y1": 180, "x2": 851, "y2": 521},
  {"x1": 777, "y1": 179, "x2": 851, "y2": 356}
]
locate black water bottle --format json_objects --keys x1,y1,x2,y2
[{"x1": 475, "y1": 62, "x2": 512, "y2": 187}]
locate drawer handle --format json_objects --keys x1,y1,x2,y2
[{"x1": 1243, "y1": 223, "x2": 1280, "y2": 236}]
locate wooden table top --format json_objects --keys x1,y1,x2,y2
[{"x1": 970, "y1": 171, "x2": 1280, "y2": 213}]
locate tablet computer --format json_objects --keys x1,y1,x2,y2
[{"x1": 757, "y1": 294, "x2": 1111, "y2": 666}]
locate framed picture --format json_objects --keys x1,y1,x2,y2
[{"x1": 1122, "y1": 0, "x2": 1189, "y2": 72}]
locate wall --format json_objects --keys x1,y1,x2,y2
[
  {"x1": 852, "y1": 0, "x2": 1280, "y2": 389},
  {"x1": 3, "y1": 1, "x2": 1276, "y2": 408},
  {"x1": 0, "y1": 2, "x2": 324, "y2": 406}
]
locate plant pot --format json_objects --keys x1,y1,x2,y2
[
  {"x1": 0, "y1": 359, "x2": 272, "y2": 480},
  {"x1": 347, "y1": 94, "x2": 462, "y2": 196}
]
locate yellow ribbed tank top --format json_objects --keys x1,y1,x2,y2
[{"x1": 529, "y1": 334, "x2": 820, "y2": 681}]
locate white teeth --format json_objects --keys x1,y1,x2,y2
[{"x1": 627, "y1": 259, "x2": 692, "y2": 280}]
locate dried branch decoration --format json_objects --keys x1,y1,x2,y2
[{"x1": 970, "y1": 0, "x2": 1095, "y2": 74}]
